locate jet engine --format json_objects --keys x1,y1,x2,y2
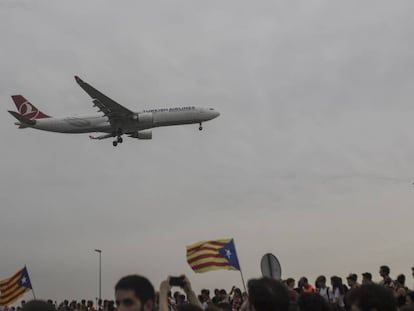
[
  {"x1": 137, "y1": 112, "x2": 153, "y2": 123},
  {"x1": 129, "y1": 130, "x2": 152, "y2": 140}
]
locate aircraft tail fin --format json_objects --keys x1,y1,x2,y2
[
  {"x1": 11, "y1": 95, "x2": 50, "y2": 120},
  {"x1": 8, "y1": 111, "x2": 36, "y2": 126}
]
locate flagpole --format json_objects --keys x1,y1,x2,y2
[
  {"x1": 239, "y1": 270, "x2": 247, "y2": 293},
  {"x1": 231, "y1": 239, "x2": 247, "y2": 292},
  {"x1": 25, "y1": 265, "x2": 36, "y2": 300}
]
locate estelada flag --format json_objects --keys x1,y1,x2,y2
[
  {"x1": 0, "y1": 267, "x2": 32, "y2": 306},
  {"x1": 186, "y1": 238, "x2": 241, "y2": 273}
]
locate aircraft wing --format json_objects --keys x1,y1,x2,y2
[{"x1": 74, "y1": 76, "x2": 133, "y2": 122}]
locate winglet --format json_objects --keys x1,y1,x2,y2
[
  {"x1": 8, "y1": 110, "x2": 36, "y2": 126},
  {"x1": 74, "y1": 75, "x2": 83, "y2": 84}
]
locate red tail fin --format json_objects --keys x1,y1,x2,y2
[{"x1": 11, "y1": 95, "x2": 50, "y2": 120}]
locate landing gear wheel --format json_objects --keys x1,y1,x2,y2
[
  {"x1": 199, "y1": 123, "x2": 203, "y2": 131},
  {"x1": 113, "y1": 141, "x2": 118, "y2": 147},
  {"x1": 117, "y1": 137, "x2": 123, "y2": 143}
]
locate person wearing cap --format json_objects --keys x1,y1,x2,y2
[
  {"x1": 361, "y1": 273, "x2": 374, "y2": 285},
  {"x1": 346, "y1": 274, "x2": 360, "y2": 289}
]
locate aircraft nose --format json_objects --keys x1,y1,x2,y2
[{"x1": 213, "y1": 111, "x2": 220, "y2": 118}]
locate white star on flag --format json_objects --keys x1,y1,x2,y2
[
  {"x1": 225, "y1": 249, "x2": 232, "y2": 258},
  {"x1": 21, "y1": 277, "x2": 26, "y2": 284}
]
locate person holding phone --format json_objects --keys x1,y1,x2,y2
[{"x1": 159, "y1": 275, "x2": 203, "y2": 311}]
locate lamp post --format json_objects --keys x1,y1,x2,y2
[{"x1": 94, "y1": 249, "x2": 102, "y2": 304}]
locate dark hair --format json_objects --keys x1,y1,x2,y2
[
  {"x1": 115, "y1": 275, "x2": 155, "y2": 305},
  {"x1": 331, "y1": 276, "x2": 345, "y2": 295},
  {"x1": 298, "y1": 293, "x2": 330, "y2": 311},
  {"x1": 234, "y1": 288, "x2": 242, "y2": 297},
  {"x1": 248, "y1": 277, "x2": 289, "y2": 311},
  {"x1": 396, "y1": 274, "x2": 406, "y2": 286},
  {"x1": 21, "y1": 300, "x2": 57, "y2": 311},
  {"x1": 347, "y1": 284, "x2": 397, "y2": 311},
  {"x1": 347, "y1": 274, "x2": 357, "y2": 282},
  {"x1": 286, "y1": 278, "x2": 295, "y2": 287},
  {"x1": 362, "y1": 272, "x2": 372, "y2": 280},
  {"x1": 380, "y1": 265, "x2": 390, "y2": 275},
  {"x1": 315, "y1": 276, "x2": 326, "y2": 288}
]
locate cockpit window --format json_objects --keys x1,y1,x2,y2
[{"x1": 209, "y1": 108, "x2": 214, "y2": 110}]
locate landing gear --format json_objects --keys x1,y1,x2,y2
[
  {"x1": 199, "y1": 123, "x2": 203, "y2": 131},
  {"x1": 112, "y1": 128, "x2": 123, "y2": 147},
  {"x1": 112, "y1": 137, "x2": 123, "y2": 147}
]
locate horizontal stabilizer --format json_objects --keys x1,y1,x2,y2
[{"x1": 8, "y1": 111, "x2": 36, "y2": 126}]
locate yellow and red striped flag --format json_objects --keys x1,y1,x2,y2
[
  {"x1": 0, "y1": 267, "x2": 32, "y2": 306},
  {"x1": 186, "y1": 239, "x2": 241, "y2": 273}
]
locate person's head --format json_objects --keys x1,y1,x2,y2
[
  {"x1": 396, "y1": 274, "x2": 406, "y2": 286},
  {"x1": 115, "y1": 275, "x2": 155, "y2": 311},
  {"x1": 347, "y1": 274, "x2": 358, "y2": 287},
  {"x1": 21, "y1": 300, "x2": 57, "y2": 311},
  {"x1": 361, "y1": 273, "x2": 372, "y2": 285},
  {"x1": 248, "y1": 277, "x2": 289, "y2": 311},
  {"x1": 214, "y1": 289, "x2": 220, "y2": 296},
  {"x1": 177, "y1": 295, "x2": 186, "y2": 305},
  {"x1": 298, "y1": 277, "x2": 309, "y2": 288},
  {"x1": 379, "y1": 265, "x2": 390, "y2": 277},
  {"x1": 347, "y1": 284, "x2": 397, "y2": 311},
  {"x1": 297, "y1": 293, "x2": 330, "y2": 311},
  {"x1": 233, "y1": 288, "x2": 242, "y2": 298},
  {"x1": 315, "y1": 276, "x2": 326, "y2": 289},
  {"x1": 330, "y1": 276, "x2": 343, "y2": 290},
  {"x1": 219, "y1": 289, "x2": 227, "y2": 299},
  {"x1": 201, "y1": 289, "x2": 210, "y2": 299},
  {"x1": 285, "y1": 278, "x2": 295, "y2": 289}
]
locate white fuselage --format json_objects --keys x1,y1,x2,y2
[{"x1": 26, "y1": 107, "x2": 219, "y2": 134}]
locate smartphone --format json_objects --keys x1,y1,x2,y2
[{"x1": 169, "y1": 276, "x2": 185, "y2": 287}]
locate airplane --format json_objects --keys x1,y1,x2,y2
[{"x1": 9, "y1": 76, "x2": 220, "y2": 146}]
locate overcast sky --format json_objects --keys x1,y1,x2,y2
[{"x1": 1, "y1": 0, "x2": 414, "y2": 304}]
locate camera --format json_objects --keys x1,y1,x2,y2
[{"x1": 169, "y1": 276, "x2": 185, "y2": 287}]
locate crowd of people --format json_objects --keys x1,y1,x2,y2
[{"x1": 2, "y1": 265, "x2": 414, "y2": 311}]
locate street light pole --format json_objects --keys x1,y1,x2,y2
[{"x1": 94, "y1": 249, "x2": 102, "y2": 304}]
